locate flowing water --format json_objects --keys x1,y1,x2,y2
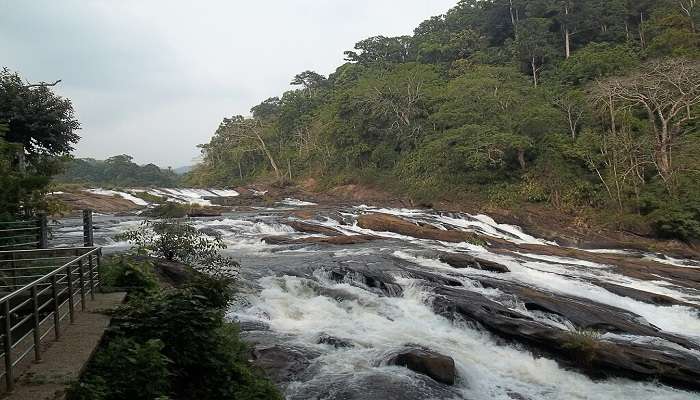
[{"x1": 63, "y1": 202, "x2": 700, "y2": 400}]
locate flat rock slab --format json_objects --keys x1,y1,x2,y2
[{"x1": 5, "y1": 292, "x2": 126, "y2": 400}]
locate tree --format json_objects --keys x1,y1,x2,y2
[
  {"x1": 344, "y1": 36, "x2": 414, "y2": 64},
  {"x1": 290, "y1": 71, "x2": 327, "y2": 96},
  {"x1": 215, "y1": 117, "x2": 282, "y2": 180},
  {"x1": 0, "y1": 68, "x2": 80, "y2": 159},
  {"x1": 514, "y1": 18, "x2": 558, "y2": 86},
  {"x1": 592, "y1": 58, "x2": 700, "y2": 190}
]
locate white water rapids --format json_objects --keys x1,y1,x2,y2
[{"x1": 69, "y1": 203, "x2": 700, "y2": 399}]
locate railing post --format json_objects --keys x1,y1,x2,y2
[
  {"x1": 82, "y1": 210, "x2": 94, "y2": 248},
  {"x1": 66, "y1": 264, "x2": 75, "y2": 324},
  {"x1": 3, "y1": 300, "x2": 13, "y2": 392},
  {"x1": 31, "y1": 286, "x2": 42, "y2": 363},
  {"x1": 88, "y1": 254, "x2": 95, "y2": 300},
  {"x1": 51, "y1": 275, "x2": 60, "y2": 341},
  {"x1": 38, "y1": 213, "x2": 48, "y2": 249},
  {"x1": 78, "y1": 259, "x2": 86, "y2": 311}
]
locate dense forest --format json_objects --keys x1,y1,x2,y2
[
  {"x1": 187, "y1": 0, "x2": 700, "y2": 241},
  {"x1": 57, "y1": 155, "x2": 179, "y2": 187}
]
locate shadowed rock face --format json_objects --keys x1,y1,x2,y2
[
  {"x1": 438, "y1": 253, "x2": 510, "y2": 273},
  {"x1": 384, "y1": 347, "x2": 457, "y2": 385}
]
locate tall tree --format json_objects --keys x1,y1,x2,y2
[
  {"x1": 593, "y1": 58, "x2": 700, "y2": 189},
  {"x1": 514, "y1": 18, "x2": 557, "y2": 86},
  {"x1": 0, "y1": 68, "x2": 80, "y2": 159}
]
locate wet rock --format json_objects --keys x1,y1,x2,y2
[
  {"x1": 149, "y1": 259, "x2": 194, "y2": 287},
  {"x1": 286, "y1": 371, "x2": 462, "y2": 400},
  {"x1": 238, "y1": 320, "x2": 270, "y2": 332},
  {"x1": 492, "y1": 244, "x2": 700, "y2": 291},
  {"x1": 357, "y1": 213, "x2": 483, "y2": 244},
  {"x1": 317, "y1": 334, "x2": 354, "y2": 348},
  {"x1": 284, "y1": 220, "x2": 341, "y2": 236},
  {"x1": 197, "y1": 227, "x2": 221, "y2": 237},
  {"x1": 472, "y1": 277, "x2": 697, "y2": 349},
  {"x1": 251, "y1": 345, "x2": 318, "y2": 384},
  {"x1": 187, "y1": 208, "x2": 223, "y2": 217},
  {"x1": 432, "y1": 284, "x2": 700, "y2": 389},
  {"x1": 262, "y1": 235, "x2": 379, "y2": 246},
  {"x1": 439, "y1": 253, "x2": 510, "y2": 273},
  {"x1": 385, "y1": 347, "x2": 456, "y2": 385},
  {"x1": 595, "y1": 281, "x2": 690, "y2": 307},
  {"x1": 320, "y1": 266, "x2": 403, "y2": 297}
]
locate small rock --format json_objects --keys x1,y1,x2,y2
[
  {"x1": 385, "y1": 348, "x2": 456, "y2": 385},
  {"x1": 317, "y1": 334, "x2": 354, "y2": 348}
]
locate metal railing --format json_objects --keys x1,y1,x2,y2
[
  {"x1": 0, "y1": 247, "x2": 101, "y2": 392},
  {"x1": 0, "y1": 209, "x2": 95, "y2": 251},
  {"x1": 0, "y1": 217, "x2": 47, "y2": 251}
]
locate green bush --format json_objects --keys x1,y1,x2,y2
[
  {"x1": 67, "y1": 338, "x2": 170, "y2": 400},
  {"x1": 99, "y1": 256, "x2": 159, "y2": 293},
  {"x1": 115, "y1": 219, "x2": 239, "y2": 277},
  {"x1": 648, "y1": 205, "x2": 700, "y2": 242},
  {"x1": 70, "y1": 267, "x2": 280, "y2": 400}
]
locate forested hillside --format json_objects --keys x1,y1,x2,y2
[
  {"x1": 187, "y1": 0, "x2": 700, "y2": 240},
  {"x1": 57, "y1": 154, "x2": 179, "y2": 187}
]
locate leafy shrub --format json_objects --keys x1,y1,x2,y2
[
  {"x1": 648, "y1": 205, "x2": 700, "y2": 242},
  {"x1": 99, "y1": 256, "x2": 159, "y2": 293},
  {"x1": 115, "y1": 220, "x2": 239, "y2": 277},
  {"x1": 67, "y1": 338, "x2": 170, "y2": 400}
]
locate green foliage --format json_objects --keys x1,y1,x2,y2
[
  {"x1": 69, "y1": 265, "x2": 280, "y2": 400},
  {"x1": 556, "y1": 43, "x2": 640, "y2": 84},
  {"x1": 115, "y1": 219, "x2": 239, "y2": 276},
  {"x1": 0, "y1": 69, "x2": 79, "y2": 218},
  {"x1": 67, "y1": 338, "x2": 171, "y2": 400},
  {"x1": 185, "y1": 0, "x2": 700, "y2": 241},
  {"x1": 99, "y1": 256, "x2": 159, "y2": 293},
  {"x1": 56, "y1": 154, "x2": 179, "y2": 187}
]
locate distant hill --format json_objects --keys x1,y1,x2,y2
[
  {"x1": 56, "y1": 154, "x2": 179, "y2": 187},
  {"x1": 173, "y1": 165, "x2": 194, "y2": 175}
]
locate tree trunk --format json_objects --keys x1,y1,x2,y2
[
  {"x1": 254, "y1": 132, "x2": 281, "y2": 179},
  {"x1": 565, "y1": 28, "x2": 571, "y2": 58},
  {"x1": 531, "y1": 58, "x2": 539, "y2": 87},
  {"x1": 517, "y1": 149, "x2": 527, "y2": 170}
]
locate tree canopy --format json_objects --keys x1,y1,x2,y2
[{"x1": 187, "y1": 0, "x2": 700, "y2": 241}]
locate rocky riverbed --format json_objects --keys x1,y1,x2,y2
[{"x1": 55, "y1": 193, "x2": 699, "y2": 400}]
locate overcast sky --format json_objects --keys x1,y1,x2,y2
[{"x1": 1, "y1": 1, "x2": 456, "y2": 168}]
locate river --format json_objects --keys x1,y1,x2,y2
[{"x1": 55, "y1": 200, "x2": 700, "y2": 400}]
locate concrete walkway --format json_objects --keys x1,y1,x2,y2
[{"x1": 4, "y1": 292, "x2": 126, "y2": 400}]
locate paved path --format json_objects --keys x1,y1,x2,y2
[{"x1": 4, "y1": 292, "x2": 126, "y2": 400}]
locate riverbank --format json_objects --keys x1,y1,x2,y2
[{"x1": 49, "y1": 183, "x2": 699, "y2": 260}]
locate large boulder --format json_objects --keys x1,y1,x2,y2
[
  {"x1": 438, "y1": 253, "x2": 510, "y2": 273},
  {"x1": 385, "y1": 347, "x2": 456, "y2": 385},
  {"x1": 432, "y1": 284, "x2": 700, "y2": 389},
  {"x1": 357, "y1": 213, "x2": 483, "y2": 244},
  {"x1": 250, "y1": 345, "x2": 318, "y2": 384},
  {"x1": 284, "y1": 220, "x2": 340, "y2": 235}
]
